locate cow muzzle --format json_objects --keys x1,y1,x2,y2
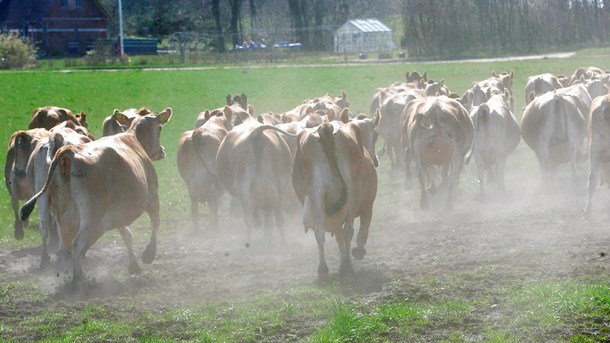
[{"x1": 150, "y1": 146, "x2": 166, "y2": 161}]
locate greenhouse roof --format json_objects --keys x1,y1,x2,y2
[{"x1": 348, "y1": 19, "x2": 391, "y2": 33}]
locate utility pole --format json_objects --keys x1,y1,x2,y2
[{"x1": 118, "y1": 0, "x2": 125, "y2": 59}]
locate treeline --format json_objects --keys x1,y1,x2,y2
[
  {"x1": 98, "y1": 0, "x2": 609, "y2": 57},
  {"x1": 99, "y1": 0, "x2": 397, "y2": 52},
  {"x1": 402, "y1": 0, "x2": 610, "y2": 58}
]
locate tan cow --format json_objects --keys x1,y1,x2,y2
[
  {"x1": 195, "y1": 94, "x2": 250, "y2": 128},
  {"x1": 177, "y1": 108, "x2": 233, "y2": 231},
  {"x1": 406, "y1": 96, "x2": 474, "y2": 210},
  {"x1": 20, "y1": 108, "x2": 172, "y2": 289},
  {"x1": 468, "y1": 91, "x2": 521, "y2": 195},
  {"x1": 377, "y1": 88, "x2": 426, "y2": 170},
  {"x1": 521, "y1": 91, "x2": 587, "y2": 183},
  {"x1": 26, "y1": 121, "x2": 93, "y2": 268},
  {"x1": 216, "y1": 109, "x2": 295, "y2": 241},
  {"x1": 292, "y1": 118, "x2": 378, "y2": 280},
  {"x1": 524, "y1": 73, "x2": 562, "y2": 105},
  {"x1": 5, "y1": 128, "x2": 49, "y2": 240},
  {"x1": 28, "y1": 106, "x2": 87, "y2": 130},
  {"x1": 583, "y1": 92, "x2": 610, "y2": 218},
  {"x1": 102, "y1": 108, "x2": 152, "y2": 136}
]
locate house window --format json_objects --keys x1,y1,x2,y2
[{"x1": 60, "y1": 0, "x2": 68, "y2": 7}]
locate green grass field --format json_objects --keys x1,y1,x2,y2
[{"x1": 1, "y1": 49, "x2": 609, "y2": 342}]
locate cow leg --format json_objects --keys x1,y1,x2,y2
[
  {"x1": 189, "y1": 195, "x2": 200, "y2": 232},
  {"x1": 273, "y1": 208, "x2": 286, "y2": 243},
  {"x1": 417, "y1": 168, "x2": 429, "y2": 210},
  {"x1": 142, "y1": 195, "x2": 160, "y2": 265},
  {"x1": 336, "y1": 222, "x2": 355, "y2": 277},
  {"x1": 352, "y1": 210, "x2": 371, "y2": 260},
  {"x1": 475, "y1": 157, "x2": 486, "y2": 197},
  {"x1": 314, "y1": 228, "x2": 329, "y2": 281},
  {"x1": 208, "y1": 196, "x2": 219, "y2": 231},
  {"x1": 11, "y1": 196, "x2": 25, "y2": 240},
  {"x1": 71, "y1": 225, "x2": 93, "y2": 290},
  {"x1": 584, "y1": 151, "x2": 601, "y2": 219},
  {"x1": 118, "y1": 226, "x2": 142, "y2": 275},
  {"x1": 496, "y1": 156, "x2": 508, "y2": 193},
  {"x1": 403, "y1": 147, "x2": 413, "y2": 190}
]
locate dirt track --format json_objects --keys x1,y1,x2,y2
[{"x1": 1, "y1": 139, "x2": 609, "y2": 340}]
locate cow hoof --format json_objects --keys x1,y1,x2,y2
[
  {"x1": 128, "y1": 260, "x2": 143, "y2": 275},
  {"x1": 352, "y1": 247, "x2": 366, "y2": 260},
  {"x1": 142, "y1": 244, "x2": 156, "y2": 264},
  {"x1": 14, "y1": 227, "x2": 24, "y2": 241},
  {"x1": 40, "y1": 254, "x2": 50, "y2": 271}
]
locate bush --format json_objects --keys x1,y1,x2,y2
[{"x1": 0, "y1": 33, "x2": 37, "y2": 69}]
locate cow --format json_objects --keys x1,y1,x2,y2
[
  {"x1": 292, "y1": 117, "x2": 378, "y2": 281},
  {"x1": 102, "y1": 108, "x2": 152, "y2": 136},
  {"x1": 20, "y1": 108, "x2": 172, "y2": 289},
  {"x1": 524, "y1": 73, "x2": 562, "y2": 105},
  {"x1": 5, "y1": 128, "x2": 50, "y2": 240},
  {"x1": 424, "y1": 79, "x2": 450, "y2": 96},
  {"x1": 583, "y1": 92, "x2": 610, "y2": 218},
  {"x1": 177, "y1": 107, "x2": 233, "y2": 231},
  {"x1": 26, "y1": 121, "x2": 93, "y2": 268},
  {"x1": 405, "y1": 96, "x2": 475, "y2": 210},
  {"x1": 28, "y1": 106, "x2": 87, "y2": 130},
  {"x1": 468, "y1": 90, "x2": 521, "y2": 195},
  {"x1": 377, "y1": 88, "x2": 426, "y2": 170},
  {"x1": 569, "y1": 66, "x2": 605, "y2": 85},
  {"x1": 215, "y1": 107, "x2": 295, "y2": 241},
  {"x1": 195, "y1": 94, "x2": 250, "y2": 128},
  {"x1": 521, "y1": 91, "x2": 587, "y2": 184}
]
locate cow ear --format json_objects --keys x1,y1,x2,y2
[
  {"x1": 327, "y1": 109, "x2": 336, "y2": 121},
  {"x1": 528, "y1": 91, "x2": 536, "y2": 103},
  {"x1": 257, "y1": 116, "x2": 264, "y2": 124},
  {"x1": 222, "y1": 107, "x2": 233, "y2": 121},
  {"x1": 156, "y1": 107, "x2": 172, "y2": 124},
  {"x1": 340, "y1": 108, "x2": 350, "y2": 123},
  {"x1": 422, "y1": 72, "x2": 427, "y2": 81},
  {"x1": 204, "y1": 109, "x2": 211, "y2": 121},
  {"x1": 492, "y1": 70, "x2": 497, "y2": 77},
  {"x1": 510, "y1": 70, "x2": 515, "y2": 78},
  {"x1": 247, "y1": 105, "x2": 254, "y2": 115},
  {"x1": 373, "y1": 109, "x2": 381, "y2": 126},
  {"x1": 439, "y1": 79, "x2": 445, "y2": 87},
  {"x1": 113, "y1": 109, "x2": 130, "y2": 126}
]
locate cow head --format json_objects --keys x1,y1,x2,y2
[{"x1": 116, "y1": 107, "x2": 172, "y2": 161}]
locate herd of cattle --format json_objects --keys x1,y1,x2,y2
[{"x1": 4, "y1": 65, "x2": 610, "y2": 289}]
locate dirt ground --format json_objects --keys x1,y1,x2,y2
[{"x1": 1, "y1": 144, "x2": 610, "y2": 340}]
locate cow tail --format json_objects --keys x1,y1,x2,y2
[
  {"x1": 191, "y1": 130, "x2": 219, "y2": 192},
  {"x1": 20, "y1": 147, "x2": 71, "y2": 221},
  {"x1": 318, "y1": 123, "x2": 347, "y2": 216}
]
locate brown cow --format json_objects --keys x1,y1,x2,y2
[
  {"x1": 524, "y1": 73, "x2": 562, "y2": 105},
  {"x1": 26, "y1": 121, "x2": 92, "y2": 268},
  {"x1": 5, "y1": 128, "x2": 49, "y2": 240},
  {"x1": 583, "y1": 92, "x2": 610, "y2": 218},
  {"x1": 102, "y1": 108, "x2": 152, "y2": 136},
  {"x1": 406, "y1": 96, "x2": 474, "y2": 210},
  {"x1": 216, "y1": 108, "x2": 295, "y2": 241},
  {"x1": 378, "y1": 88, "x2": 426, "y2": 171},
  {"x1": 28, "y1": 106, "x2": 87, "y2": 130},
  {"x1": 177, "y1": 108, "x2": 233, "y2": 231},
  {"x1": 521, "y1": 91, "x2": 587, "y2": 184},
  {"x1": 292, "y1": 118, "x2": 378, "y2": 280},
  {"x1": 195, "y1": 94, "x2": 250, "y2": 128},
  {"x1": 20, "y1": 108, "x2": 172, "y2": 289}
]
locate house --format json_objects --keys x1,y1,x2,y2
[
  {"x1": 0, "y1": 0, "x2": 111, "y2": 56},
  {"x1": 334, "y1": 19, "x2": 396, "y2": 54}
]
